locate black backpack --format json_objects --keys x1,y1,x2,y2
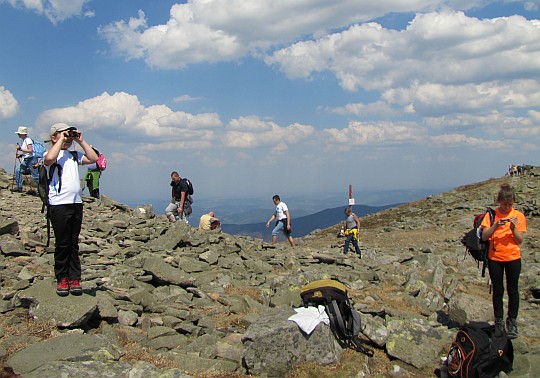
[
  {"x1": 183, "y1": 178, "x2": 194, "y2": 195},
  {"x1": 447, "y1": 323, "x2": 513, "y2": 378},
  {"x1": 300, "y1": 279, "x2": 373, "y2": 357},
  {"x1": 460, "y1": 208, "x2": 495, "y2": 277},
  {"x1": 37, "y1": 151, "x2": 78, "y2": 246}
]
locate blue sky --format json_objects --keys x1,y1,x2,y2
[{"x1": 1, "y1": 0, "x2": 539, "y2": 206}]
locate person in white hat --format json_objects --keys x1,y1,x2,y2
[
  {"x1": 44, "y1": 123, "x2": 99, "y2": 297},
  {"x1": 13, "y1": 126, "x2": 39, "y2": 192}
]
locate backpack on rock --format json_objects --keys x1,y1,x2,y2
[
  {"x1": 300, "y1": 279, "x2": 373, "y2": 357},
  {"x1": 446, "y1": 322, "x2": 513, "y2": 378}
]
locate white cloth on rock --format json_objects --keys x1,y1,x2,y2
[{"x1": 288, "y1": 305, "x2": 329, "y2": 334}]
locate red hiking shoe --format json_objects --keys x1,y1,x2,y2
[
  {"x1": 69, "y1": 279, "x2": 82, "y2": 295},
  {"x1": 56, "y1": 277, "x2": 69, "y2": 297}
]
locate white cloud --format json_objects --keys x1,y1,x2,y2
[
  {"x1": 383, "y1": 80, "x2": 540, "y2": 116},
  {"x1": 99, "y1": 1, "x2": 489, "y2": 70},
  {"x1": 327, "y1": 100, "x2": 403, "y2": 117},
  {"x1": 430, "y1": 133, "x2": 507, "y2": 148},
  {"x1": 524, "y1": 2, "x2": 539, "y2": 11},
  {"x1": 266, "y1": 11, "x2": 540, "y2": 91},
  {"x1": 322, "y1": 120, "x2": 426, "y2": 145},
  {"x1": 222, "y1": 116, "x2": 314, "y2": 148},
  {"x1": 2, "y1": 0, "x2": 92, "y2": 24},
  {"x1": 173, "y1": 95, "x2": 201, "y2": 103},
  {"x1": 36, "y1": 91, "x2": 223, "y2": 141},
  {"x1": 0, "y1": 86, "x2": 19, "y2": 119}
]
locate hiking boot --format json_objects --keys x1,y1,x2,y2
[
  {"x1": 56, "y1": 277, "x2": 69, "y2": 297},
  {"x1": 506, "y1": 318, "x2": 518, "y2": 339},
  {"x1": 494, "y1": 318, "x2": 506, "y2": 336},
  {"x1": 11, "y1": 187, "x2": 23, "y2": 193},
  {"x1": 69, "y1": 279, "x2": 82, "y2": 295}
]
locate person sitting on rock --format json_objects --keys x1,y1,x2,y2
[{"x1": 199, "y1": 211, "x2": 220, "y2": 231}]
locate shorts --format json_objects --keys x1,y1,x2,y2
[{"x1": 272, "y1": 219, "x2": 291, "y2": 236}]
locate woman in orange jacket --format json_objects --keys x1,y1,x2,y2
[{"x1": 481, "y1": 183, "x2": 527, "y2": 339}]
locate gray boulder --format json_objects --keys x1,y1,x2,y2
[
  {"x1": 242, "y1": 308, "x2": 343, "y2": 377},
  {"x1": 14, "y1": 278, "x2": 98, "y2": 328},
  {"x1": 385, "y1": 318, "x2": 454, "y2": 369},
  {"x1": 0, "y1": 218, "x2": 18, "y2": 236},
  {"x1": 448, "y1": 291, "x2": 492, "y2": 325},
  {"x1": 24, "y1": 360, "x2": 191, "y2": 378},
  {"x1": 7, "y1": 333, "x2": 123, "y2": 375}
]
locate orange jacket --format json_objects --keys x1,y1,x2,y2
[{"x1": 481, "y1": 208, "x2": 526, "y2": 262}]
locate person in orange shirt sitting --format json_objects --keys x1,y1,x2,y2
[{"x1": 481, "y1": 184, "x2": 527, "y2": 339}]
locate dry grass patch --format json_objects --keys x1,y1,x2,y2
[
  {"x1": 0, "y1": 312, "x2": 57, "y2": 356},
  {"x1": 192, "y1": 372, "x2": 246, "y2": 378},
  {"x1": 286, "y1": 348, "x2": 393, "y2": 378},
  {"x1": 224, "y1": 285, "x2": 263, "y2": 303},
  {"x1": 196, "y1": 305, "x2": 251, "y2": 331},
  {"x1": 349, "y1": 282, "x2": 424, "y2": 316},
  {"x1": 117, "y1": 336, "x2": 179, "y2": 369}
]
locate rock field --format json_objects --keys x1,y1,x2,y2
[{"x1": 0, "y1": 167, "x2": 539, "y2": 377}]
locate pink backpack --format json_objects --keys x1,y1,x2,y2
[{"x1": 96, "y1": 153, "x2": 107, "y2": 171}]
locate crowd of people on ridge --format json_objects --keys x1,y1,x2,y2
[{"x1": 507, "y1": 164, "x2": 527, "y2": 177}]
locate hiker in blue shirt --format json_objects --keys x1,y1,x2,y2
[{"x1": 13, "y1": 126, "x2": 39, "y2": 192}]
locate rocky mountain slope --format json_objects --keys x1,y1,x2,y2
[{"x1": 0, "y1": 167, "x2": 538, "y2": 377}]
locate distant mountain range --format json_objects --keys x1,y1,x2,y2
[{"x1": 221, "y1": 203, "x2": 399, "y2": 241}]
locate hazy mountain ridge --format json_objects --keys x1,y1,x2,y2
[
  {"x1": 221, "y1": 203, "x2": 399, "y2": 240},
  {"x1": 125, "y1": 187, "x2": 441, "y2": 225}
]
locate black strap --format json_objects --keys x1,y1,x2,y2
[
  {"x1": 325, "y1": 300, "x2": 374, "y2": 357},
  {"x1": 46, "y1": 207, "x2": 51, "y2": 248},
  {"x1": 329, "y1": 300, "x2": 349, "y2": 338},
  {"x1": 481, "y1": 208, "x2": 496, "y2": 278}
]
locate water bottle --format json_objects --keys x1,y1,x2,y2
[{"x1": 440, "y1": 356, "x2": 448, "y2": 378}]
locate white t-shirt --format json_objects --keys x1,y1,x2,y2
[
  {"x1": 274, "y1": 202, "x2": 289, "y2": 220},
  {"x1": 44, "y1": 150, "x2": 83, "y2": 205},
  {"x1": 21, "y1": 137, "x2": 33, "y2": 158}
]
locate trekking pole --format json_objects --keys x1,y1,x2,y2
[{"x1": 11, "y1": 148, "x2": 19, "y2": 191}]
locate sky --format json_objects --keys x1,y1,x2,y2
[{"x1": 1, "y1": 0, "x2": 539, "y2": 207}]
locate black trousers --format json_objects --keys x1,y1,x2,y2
[
  {"x1": 49, "y1": 203, "x2": 83, "y2": 281},
  {"x1": 488, "y1": 258, "x2": 521, "y2": 319}
]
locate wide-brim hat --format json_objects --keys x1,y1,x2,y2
[
  {"x1": 15, "y1": 126, "x2": 28, "y2": 135},
  {"x1": 50, "y1": 122, "x2": 76, "y2": 136}
]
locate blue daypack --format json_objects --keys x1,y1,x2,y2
[{"x1": 32, "y1": 141, "x2": 46, "y2": 160}]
